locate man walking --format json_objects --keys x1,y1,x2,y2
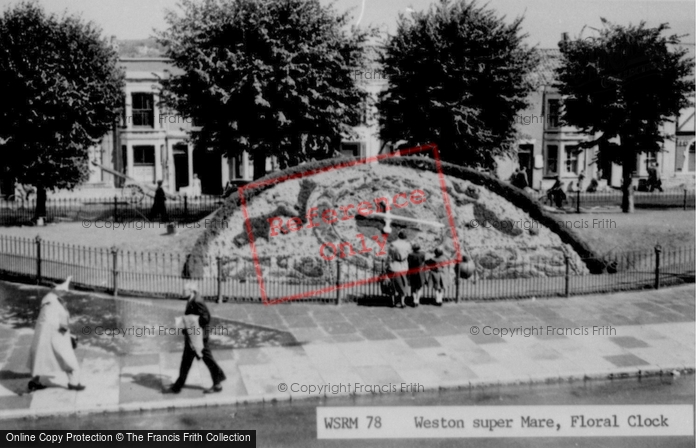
[{"x1": 168, "y1": 282, "x2": 226, "y2": 394}]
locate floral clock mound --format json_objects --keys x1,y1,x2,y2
[{"x1": 185, "y1": 157, "x2": 600, "y2": 287}]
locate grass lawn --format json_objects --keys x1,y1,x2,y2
[
  {"x1": 0, "y1": 221, "x2": 202, "y2": 255},
  {"x1": 557, "y1": 210, "x2": 695, "y2": 255},
  {"x1": 0, "y1": 210, "x2": 694, "y2": 257}
]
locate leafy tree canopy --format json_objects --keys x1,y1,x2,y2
[
  {"x1": 377, "y1": 0, "x2": 537, "y2": 170},
  {"x1": 158, "y1": 0, "x2": 374, "y2": 179},
  {"x1": 0, "y1": 2, "x2": 124, "y2": 196},
  {"x1": 555, "y1": 19, "x2": 694, "y2": 211}
]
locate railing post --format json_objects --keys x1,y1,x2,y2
[
  {"x1": 455, "y1": 262, "x2": 460, "y2": 303},
  {"x1": 216, "y1": 257, "x2": 223, "y2": 304},
  {"x1": 35, "y1": 235, "x2": 42, "y2": 284},
  {"x1": 683, "y1": 189, "x2": 687, "y2": 211},
  {"x1": 654, "y1": 245, "x2": 662, "y2": 289},
  {"x1": 576, "y1": 190, "x2": 581, "y2": 214},
  {"x1": 564, "y1": 252, "x2": 570, "y2": 298},
  {"x1": 111, "y1": 246, "x2": 119, "y2": 297},
  {"x1": 113, "y1": 195, "x2": 118, "y2": 222},
  {"x1": 335, "y1": 259, "x2": 342, "y2": 305},
  {"x1": 184, "y1": 196, "x2": 188, "y2": 219}
]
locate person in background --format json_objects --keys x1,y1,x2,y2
[
  {"x1": 386, "y1": 230, "x2": 412, "y2": 308},
  {"x1": 426, "y1": 248, "x2": 448, "y2": 306},
  {"x1": 547, "y1": 177, "x2": 566, "y2": 208},
  {"x1": 27, "y1": 277, "x2": 85, "y2": 392},
  {"x1": 511, "y1": 166, "x2": 529, "y2": 190},
  {"x1": 648, "y1": 162, "x2": 663, "y2": 192},
  {"x1": 192, "y1": 174, "x2": 202, "y2": 196},
  {"x1": 149, "y1": 180, "x2": 169, "y2": 222},
  {"x1": 222, "y1": 180, "x2": 235, "y2": 198},
  {"x1": 168, "y1": 282, "x2": 226, "y2": 394},
  {"x1": 586, "y1": 177, "x2": 599, "y2": 193},
  {"x1": 577, "y1": 169, "x2": 586, "y2": 191},
  {"x1": 407, "y1": 243, "x2": 427, "y2": 308}
]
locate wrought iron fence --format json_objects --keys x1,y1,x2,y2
[
  {"x1": 0, "y1": 195, "x2": 224, "y2": 225},
  {"x1": 0, "y1": 235, "x2": 693, "y2": 304},
  {"x1": 569, "y1": 189, "x2": 694, "y2": 212}
]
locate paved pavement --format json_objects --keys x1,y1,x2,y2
[{"x1": 0, "y1": 283, "x2": 694, "y2": 419}]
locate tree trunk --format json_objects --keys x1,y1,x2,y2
[
  {"x1": 253, "y1": 154, "x2": 267, "y2": 180},
  {"x1": 34, "y1": 186, "x2": 47, "y2": 220},
  {"x1": 621, "y1": 152, "x2": 635, "y2": 213}
]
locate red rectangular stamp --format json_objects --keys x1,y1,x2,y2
[{"x1": 238, "y1": 144, "x2": 461, "y2": 304}]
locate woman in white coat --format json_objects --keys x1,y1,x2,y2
[{"x1": 27, "y1": 277, "x2": 85, "y2": 391}]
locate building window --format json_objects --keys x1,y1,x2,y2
[
  {"x1": 546, "y1": 144, "x2": 559, "y2": 175},
  {"x1": 644, "y1": 152, "x2": 657, "y2": 172},
  {"x1": 133, "y1": 145, "x2": 155, "y2": 165},
  {"x1": 517, "y1": 144, "x2": 534, "y2": 168},
  {"x1": 131, "y1": 93, "x2": 154, "y2": 127},
  {"x1": 565, "y1": 145, "x2": 579, "y2": 174},
  {"x1": 341, "y1": 142, "x2": 361, "y2": 157},
  {"x1": 547, "y1": 99, "x2": 561, "y2": 128},
  {"x1": 689, "y1": 142, "x2": 696, "y2": 172}
]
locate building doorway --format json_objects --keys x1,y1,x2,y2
[
  {"x1": 517, "y1": 144, "x2": 534, "y2": 186},
  {"x1": 193, "y1": 148, "x2": 222, "y2": 195},
  {"x1": 173, "y1": 144, "x2": 189, "y2": 191}
]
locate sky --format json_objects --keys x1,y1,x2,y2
[{"x1": 0, "y1": 0, "x2": 693, "y2": 48}]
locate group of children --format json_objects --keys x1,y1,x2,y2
[{"x1": 385, "y1": 230, "x2": 448, "y2": 308}]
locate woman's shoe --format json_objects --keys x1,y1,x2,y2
[
  {"x1": 165, "y1": 385, "x2": 181, "y2": 394},
  {"x1": 203, "y1": 384, "x2": 223, "y2": 394},
  {"x1": 67, "y1": 383, "x2": 86, "y2": 391}
]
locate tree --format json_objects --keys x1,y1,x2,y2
[
  {"x1": 556, "y1": 20, "x2": 694, "y2": 213},
  {"x1": 0, "y1": 3, "x2": 124, "y2": 219},
  {"x1": 377, "y1": 0, "x2": 537, "y2": 170},
  {"x1": 158, "y1": 0, "x2": 373, "y2": 180}
]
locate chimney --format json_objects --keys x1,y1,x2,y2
[{"x1": 561, "y1": 32, "x2": 569, "y2": 43}]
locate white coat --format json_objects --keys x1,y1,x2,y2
[{"x1": 27, "y1": 292, "x2": 79, "y2": 378}]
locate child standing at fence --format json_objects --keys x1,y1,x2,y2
[
  {"x1": 407, "y1": 243, "x2": 427, "y2": 307},
  {"x1": 426, "y1": 248, "x2": 448, "y2": 306}
]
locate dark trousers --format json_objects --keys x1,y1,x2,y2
[{"x1": 174, "y1": 338, "x2": 226, "y2": 388}]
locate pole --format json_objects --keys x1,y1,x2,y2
[
  {"x1": 217, "y1": 257, "x2": 223, "y2": 304},
  {"x1": 455, "y1": 262, "x2": 460, "y2": 303},
  {"x1": 564, "y1": 252, "x2": 570, "y2": 298},
  {"x1": 335, "y1": 259, "x2": 341, "y2": 305},
  {"x1": 654, "y1": 245, "x2": 662, "y2": 289},
  {"x1": 35, "y1": 235, "x2": 42, "y2": 284},
  {"x1": 576, "y1": 190, "x2": 581, "y2": 214},
  {"x1": 184, "y1": 196, "x2": 188, "y2": 219},
  {"x1": 683, "y1": 189, "x2": 687, "y2": 211},
  {"x1": 113, "y1": 195, "x2": 118, "y2": 222},
  {"x1": 111, "y1": 246, "x2": 119, "y2": 296}
]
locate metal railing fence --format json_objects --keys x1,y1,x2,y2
[{"x1": 0, "y1": 235, "x2": 693, "y2": 304}]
